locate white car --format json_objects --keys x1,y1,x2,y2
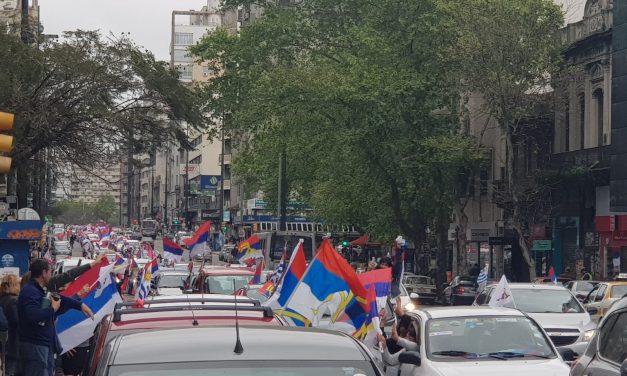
[
  {"x1": 474, "y1": 283, "x2": 596, "y2": 348},
  {"x1": 392, "y1": 306, "x2": 570, "y2": 376}
]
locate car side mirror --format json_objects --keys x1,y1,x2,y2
[
  {"x1": 587, "y1": 306, "x2": 598, "y2": 315},
  {"x1": 398, "y1": 351, "x2": 421, "y2": 366},
  {"x1": 409, "y1": 292, "x2": 419, "y2": 300},
  {"x1": 558, "y1": 347, "x2": 576, "y2": 362}
]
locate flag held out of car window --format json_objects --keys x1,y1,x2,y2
[{"x1": 488, "y1": 275, "x2": 514, "y2": 308}]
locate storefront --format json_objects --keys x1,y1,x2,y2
[
  {"x1": 0, "y1": 220, "x2": 43, "y2": 276},
  {"x1": 597, "y1": 214, "x2": 627, "y2": 279}
]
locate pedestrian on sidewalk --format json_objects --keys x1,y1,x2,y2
[
  {"x1": 0, "y1": 275, "x2": 21, "y2": 376},
  {"x1": 17, "y1": 259, "x2": 94, "y2": 376}
]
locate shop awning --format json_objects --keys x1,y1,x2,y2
[{"x1": 350, "y1": 234, "x2": 369, "y2": 247}]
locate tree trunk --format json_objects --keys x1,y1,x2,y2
[
  {"x1": 16, "y1": 160, "x2": 30, "y2": 209},
  {"x1": 454, "y1": 204, "x2": 470, "y2": 276},
  {"x1": 435, "y1": 214, "x2": 450, "y2": 293}
]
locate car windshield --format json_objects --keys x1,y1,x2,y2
[
  {"x1": 576, "y1": 281, "x2": 597, "y2": 292},
  {"x1": 611, "y1": 285, "x2": 627, "y2": 298},
  {"x1": 499, "y1": 288, "x2": 583, "y2": 313},
  {"x1": 158, "y1": 275, "x2": 186, "y2": 288},
  {"x1": 406, "y1": 276, "x2": 431, "y2": 285},
  {"x1": 427, "y1": 316, "x2": 555, "y2": 360},
  {"x1": 108, "y1": 361, "x2": 378, "y2": 376},
  {"x1": 205, "y1": 276, "x2": 251, "y2": 294}
]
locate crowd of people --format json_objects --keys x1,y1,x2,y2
[{"x1": 0, "y1": 253, "x2": 107, "y2": 376}]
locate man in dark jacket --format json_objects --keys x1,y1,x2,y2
[{"x1": 17, "y1": 259, "x2": 94, "y2": 376}]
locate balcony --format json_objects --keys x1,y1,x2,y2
[{"x1": 550, "y1": 145, "x2": 610, "y2": 170}]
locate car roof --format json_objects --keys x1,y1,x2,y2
[
  {"x1": 110, "y1": 296, "x2": 282, "y2": 331},
  {"x1": 417, "y1": 306, "x2": 525, "y2": 319},
  {"x1": 486, "y1": 283, "x2": 568, "y2": 290},
  {"x1": 157, "y1": 270, "x2": 189, "y2": 276},
  {"x1": 201, "y1": 267, "x2": 254, "y2": 276},
  {"x1": 601, "y1": 281, "x2": 627, "y2": 286},
  {"x1": 110, "y1": 326, "x2": 367, "y2": 365}
]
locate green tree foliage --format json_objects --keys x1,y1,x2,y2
[
  {"x1": 0, "y1": 30, "x2": 210, "y2": 207},
  {"x1": 49, "y1": 195, "x2": 119, "y2": 225},
  {"x1": 440, "y1": 0, "x2": 564, "y2": 279},
  {"x1": 192, "y1": 0, "x2": 484, "y2": 256}
]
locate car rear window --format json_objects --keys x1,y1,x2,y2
[
  {"x1": 107, "y1": 361, "x2": 378, "y2": 376},
  {"x1": 611, "y1": 285, "x2": 627, "y2": 298}
]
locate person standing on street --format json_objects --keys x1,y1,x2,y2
[
  {"x1": 0, "y1": 275, "x2": 21, "y2": 376},
  {"x1": 17, "y1": 259, "x2": 94, "y2": 376}
]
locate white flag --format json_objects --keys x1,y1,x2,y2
[{"x1": 488, "y1": 275, "x2": 514, "y2": 308}]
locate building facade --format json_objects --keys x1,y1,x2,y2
[{"x1": 56, "y1": 164, "x2": 121, "y2": 205}]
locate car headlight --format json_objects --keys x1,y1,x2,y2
[
  {"x1": 581, "y1": 329, "x2": 595, "y2": 342},
  {"x1": 405, "y1": 302, "x2": 415, "y2": 311}
]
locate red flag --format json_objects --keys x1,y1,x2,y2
[{"x1": 60, "y1": 257, "x2": 109, "y2": 297}]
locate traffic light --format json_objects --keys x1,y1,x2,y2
[
  {"x1": 341, "y1": 240, "x2": 349, "y2": 247},
  {"x1": 0, "y1": 112, "x2": 15, "y2": 174},
  {"x1": 222, "y1": 222, "x2": 228, "y2": 233}
]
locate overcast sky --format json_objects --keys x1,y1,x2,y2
[
  {"x1": 38, "y1": 0, "x2": 208, "y2": 61},
  {"x1": 38, "y1": 0, "x2": 586, "y2": 62}
]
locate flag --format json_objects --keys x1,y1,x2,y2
[
  {"x1": 61, "y1": 257, "x2": 110, "y2": 297},
  {"x1": 356, "y1": 282, "x2": 381, "y2": 346},
  {"x1": 236, "y1": 235, "x2": 263, "y2": 265},
  {"x1": 249, "y1": 259, "x2": 265, "y2": 285},
  {"x1": 488, "y1": 275, "x2": 514, "y2": 308},
  {"x1": 43, "y1": 249, "x2": 54, "y2": 266},
  {"x1": 357, "y1": 268, "x2": 392, "y2": 315},
  {"x1": 149, "y1": 258, "x2": 160, "y2": 276},
  {"x1": 144, "y1": 243, "x2": 155, "y2": 260},
  {"x1": 549, "y1": 266, "x2": 557, "y2": 284},
  {"x1": 265, "y1": 240, "x2": 307, "y2": 310},
  {"x1": 163, "y1": 238, "x2": 184, "y2": 263},
  {"x1": 183, "y1": 222, "x2": 211, "y2": 257},
  {"x1": 113, "y1": 256, "x2": 128, "y2": 275},
  {"x1": 259, "y1": 280, "x2": 276, "y2": 297},
  {"x1": 135, "y1": 262, "x2": 152, "y2": 304},
  {"x1": 269, "y1": 250, "x2": 287, "y2": 284},
  {"x1": 56, "y1": 264, "x2": 122, "y2": 353},
  {"x1": 477, "y1": 264, "x2": 489, "y2": 291},
  {"x1": 278, "y1": 239, "x2": 369, "y2": 331}
]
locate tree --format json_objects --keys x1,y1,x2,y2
[
  {"x1": 0, "y1": 30, "x2": 210, "y2": 208},
  {"x1": 49, "y1": 195, "x2": 120, "y2": 225},
  {"x1": 193, "y1": 0, "x2": 484, "y2": 282},
  {"x1": 440, "y1": 0, "x2": 564, "y2": 279}
]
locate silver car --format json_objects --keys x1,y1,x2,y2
[{"x1": 473, "y1": 283, "x2": 596, "y2": 348}]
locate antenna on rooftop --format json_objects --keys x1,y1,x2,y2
[{"x1": 233, "y1": 280, "x2": 244, "y2": 354}]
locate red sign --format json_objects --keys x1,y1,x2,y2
[
  {"x1": 610, "y1": 215, "x2": 616, "y2": 232},
  {"x1": 613, "y1": 231, "x2": 627, "y2": 241}
]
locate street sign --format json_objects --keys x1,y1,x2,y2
[
  {"x1": 467, "y1": 228, "x2": 490, "y2": 242},
  {"x1": 532, "y1": 240, "x2": 552, "y2": 251},
  {"x1": 488, "y1": 237, "x2": 514, "y2": 246},
  {"x1": 223, "y1": 210, "x2": 231, "y2": 222},
  {"x1": 179, "y1": 164, "x2": 200, "y2": 178}
]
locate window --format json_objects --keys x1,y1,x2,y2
[
  {"x1": 173, "y1": 49, "x2": 192, "y2": 63},
  {"x1": 479, "y1": 168, "x2": 488, "y2": 196},
  {"x1": 190, "y1": 135, "x2": 203, "y2": 148},
  {"x1": 579, "y1": 94, "x2": 585, "y2": 149},
  {"x1": 599, "y1": 312, "x2": 627, "y2": 364},
  {"x1": 594, "y1": 88, "x2": 604, "y2": 146},
  {"x1": 595, "y1": 284, "x2": 607, "y2": 302},
  {"x1": 175, "y1": 64, "x2": 193, "y2": 80},
  {"x1": 189, "y1": 155, "x2": 202, "y2": 165},
  {"x1": 174, "y1": 32, "x2": 193, "y2": 45}
]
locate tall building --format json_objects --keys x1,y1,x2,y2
[
  {"x1": 55, "y1": 163, "x2": 121, "y2": 204},
  {"x1": 161, "y1": 1, "x2": 238, "y2": 232},
  {"x1": 0, "y1": 0, "x2": 39, "y2": 36}
]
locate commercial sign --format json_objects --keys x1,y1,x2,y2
[
  {"x1": 488, "y1": 237, "x2": 514, "y2": 246},
  {"x1": 179, "y1": 164, "x2": 200, "y2": 178},
  {"x1": 201, "y1": 209, "x2": 219, "y2": 220},
  {"x1": 200, "y1": 175, "x2": 221, "y2": 190},
  {"x1": 614, "y1": 231, "x2": 627, "y2": 241},
  {"x1": 532, "y1": 240, "x2": 552, "y2": 252},
  {"x1": 247, "y1": 199, "x2": 268, "y2": 210},
  {"x1": 242, "y1": 215, "x2": 309, "y2": 223},
  {"x1": 223, "y1": 210, "x2": 231, "y2": 222},
  {"x1": 467, "y1": 228, "x2": 490, "y2": 242}
]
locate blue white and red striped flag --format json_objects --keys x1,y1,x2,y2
[
  {"x1": 183, "y1": 222, "x2": 211, "y2": 257},
  {"x1": 163, "y1": 238, "x2": 184, "y2": 263}
]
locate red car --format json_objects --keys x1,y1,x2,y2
[{"x1": 86, "y1": 295, "x2": 285, "y2": 375}]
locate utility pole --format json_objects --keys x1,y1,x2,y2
[
  {"x1": 164, "y1": 149, "x2": 169, "y2": 227},
  {"x1": 20, "y1": 0, "x2": 30, "y2": 43},
  {"x1": 184, "y1": 124, "x2": 190, "y2": 230}
]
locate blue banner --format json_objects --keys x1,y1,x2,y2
[
  {"x1": 200, "y1": 175, "x2": 221, "y2": 190},
  {"x1": 0, "y1": 220, "x2": 43, "y2": 240}
]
